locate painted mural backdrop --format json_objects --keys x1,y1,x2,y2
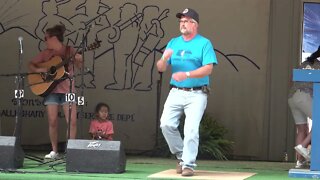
[{"x1": 0, "y1": 0, "x2": 260, "y2": 152}]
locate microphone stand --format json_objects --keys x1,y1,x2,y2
[
  {"x1": 31, "y1": 14, "x2": 105, "y2": 167},
  {"x1": 14, "y1": 40, "x2": 52, "y2": 164},
  {"x1": 66, "y1": 74, "x2": 74, "y2": 150},
  {"x1": 30, "y1": 74, "x2": 79, "y2": 167},
  {"x1": 13, "y1": 43, "x2": 24, "y2": 141},
  {"x1": 46, "y1": 74, "x2": 75, "y2": 167},
  {"x1": 76, "y1": 10, "x2": 109, "y2": 138},
  {"x1": 72, "y1": 9, "x2": 109, "y2": 139},
  {"x1": 11, "y1": 64, "x2": 27, "y2": 165},
  {"x1": 49, "y1": 25, "x2": 91, "y2": 168},
  {"x1": 77, "y1": 24, "x2": 91, "y2": 139},
  {"x1": 0, "y1": 71, "x2": 52, "y2": 164},
  {"x1": 155, "y1": 72, "x2": 163, "y2": 149}
]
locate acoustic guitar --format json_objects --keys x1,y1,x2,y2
[{"x1": 28, "y1": 41, "x2": 101, "y2": 97}]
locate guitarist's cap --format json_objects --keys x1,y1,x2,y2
[{"x1": 176, "y1": 8, "x2": 199, "y2": 24}]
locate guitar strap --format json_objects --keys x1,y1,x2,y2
[{"x1": 64, "y1": 46, "x2": 71, "y2": 73}]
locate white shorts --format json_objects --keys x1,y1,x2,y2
[{"x1": 288, "y1": 90, "x2": 312, "y2": 125}]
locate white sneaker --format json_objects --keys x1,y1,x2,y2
[
  {"x1": 295, "y1": 160, "x2": 309, "y2": 169},
  {"x1": 44, "y1": 151, "x2": 59, "y2": 159},
  {"x1": 294, "y1": 144, "x2": 310, "y2": 161}
]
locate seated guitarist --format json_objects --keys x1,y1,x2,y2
[{"x1": 28, "y1": 24, "x2": 83, "y2": 160}]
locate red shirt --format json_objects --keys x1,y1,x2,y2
[{"x1": 89, "y1": 119, "x2": 114, "y2": 140}]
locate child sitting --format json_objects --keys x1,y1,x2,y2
[{"x1": 89, "y1": 102, "x2": 114, "y2": 140}]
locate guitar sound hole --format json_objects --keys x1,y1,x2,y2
[
  {"x1": 49, "y1": 66, "x2": 57, "y2": 75},
  {"x1": 43, "y1": 66, "x2": 57, "y2": 82}
]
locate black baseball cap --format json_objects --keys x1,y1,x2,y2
[{"x1": 176, "y1": 8, "x2": 199, "y2": 23}]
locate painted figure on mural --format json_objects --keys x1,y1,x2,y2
[
  {"x1": 98, "y1": 3, "x2": 141, "y2": 90},
  {"x1": 0, "y1": 23, "x2": 4, "y2": 34},
  {"x1": 35, "y1": 0, "x2": 76, "y2": 50},
  {"x1": 89, "y1": 102, "x2": 114, "y2": 140},
  {"x1": 131, "y1": 6, "x2": 169, "y2": 91},
  {"x1": 32, "y1": 1, "x2": 170, "y2": 91},
  {"x1": 28, "y1": 24, "x2": 83, "y2": 160},
  {"x1": 68, "y1": 0, "x2": 111, "y2": 88},
  {"x1": 157, "y1": 8, "x2": 218, "y2": 176},
  {"x1": 288, "y1": 47, "x2": 320, "y2": 169}
]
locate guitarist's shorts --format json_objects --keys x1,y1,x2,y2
[{"x1": 44, "y1": 93, "x2": 73, "y2": 105}]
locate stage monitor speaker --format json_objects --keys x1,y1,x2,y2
[
  {"x1": 66, "y1": 139, "x2": 126, "y2": 173},
  {"x1": 0, "y1": 136, "x2": 24, "y2": 169}
]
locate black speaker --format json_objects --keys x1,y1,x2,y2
[
  {"x1": 0, "y1": 136, "x2": 24, "y2": 169},
  {"x1": 66, "y1": 139, "x2": 126, "y2": 173}
]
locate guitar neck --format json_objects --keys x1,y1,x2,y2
[{"x1": 53, "y1": 41, "x2": 101, "y2": 70}]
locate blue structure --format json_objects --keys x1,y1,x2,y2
[{"x1": 289, "y1": 69, "x2": 320, "y2": 178}]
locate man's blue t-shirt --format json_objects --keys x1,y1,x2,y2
[{"x1": 166, "y1": 34, "x2": 218, "y2": 88}]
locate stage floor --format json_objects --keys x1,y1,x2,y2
[{"x1": 0, "y1": 152, "x2": 297, "y2": 180}]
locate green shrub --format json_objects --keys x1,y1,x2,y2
[{"x1": 198, "y1": 113, "x2": 233, "y2": 160}]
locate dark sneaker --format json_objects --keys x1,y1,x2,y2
[
  {"x1": 181, "y1": 167, "x2": 194, "y2": 176},
  {"x1": 176, "y1": 161, "x2": 182, "y2": 174}
]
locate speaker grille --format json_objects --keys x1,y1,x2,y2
[{"x1": 66, "y1": 139, "x2": 126, "y2": 173}]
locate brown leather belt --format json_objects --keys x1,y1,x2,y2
[{"x1": 170, "y1": 85, "x2": 204, "y2": 91}]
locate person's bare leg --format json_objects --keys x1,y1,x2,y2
[
  {"x1": 296, "y1": 124, "x2": 309, "y2": 161},
  {"x1": 301, "y1": 130, "x2": 311, "y2": 148},
  {"x1": 47, "y1": 105, "x2": 59, "y2": 152}
]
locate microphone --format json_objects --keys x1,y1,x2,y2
[{"x1": 18, "y1": 36, "x2": 23, "y2": 54}]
